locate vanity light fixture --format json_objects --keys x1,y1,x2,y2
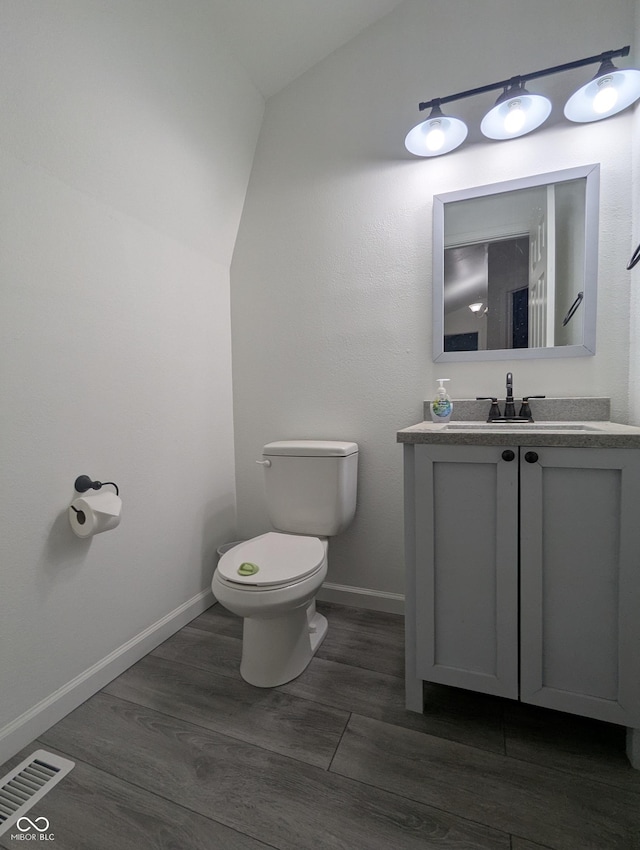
[
  {"x1": 406, "y1": 46, "x2": 640, "y2": 157},
  {"x1": 480, "y1": 82, "x2": 552, "y2": 140},
  {"x1": 468, "y1": 302, "x2": 485, "y2": 313},
  {"x1": 404, "y1": 102, "x2": 468, "y2": 156},
  {"x1": 564, "y1": 56, "x2": 640, "y2": 122}
]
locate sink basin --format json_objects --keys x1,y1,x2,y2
[{"x1": 444, "y1": 422, "x2": 599, "y2": 432}]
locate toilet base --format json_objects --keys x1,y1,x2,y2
[{"x1": 240, "y1": 604, "x2": 328, "y2": 688}]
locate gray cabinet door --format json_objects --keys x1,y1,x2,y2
[
  {"x1": 520, "y1": 447, "x2": 640, "y2": 726},
  {"x1": 413, "y1": 444, "x2": 519, "y2": 698}
]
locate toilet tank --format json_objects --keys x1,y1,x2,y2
[{"x1": 261, "y1": 440, "x2": 358, "y2": 536}]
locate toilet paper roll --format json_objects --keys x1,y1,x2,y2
[{"x1": 69, "y1": 492, "x2": 122, "y2": 538}]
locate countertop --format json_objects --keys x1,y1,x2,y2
[{"x1": 397, "y1": 420, "x2": 640, "y2": 448}]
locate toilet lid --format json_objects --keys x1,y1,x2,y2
[{"x1": 217, "y1": 532, "x2": 325, "y2": 587}]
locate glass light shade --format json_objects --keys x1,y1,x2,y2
[
  {"x1": 564, "y1": 66, "x2": 640, "y2": 122},
  {"x1": 405, "y1": 111, "x2": 468, "y2": 157},
  {"x1": 468, "y1": 302, "x2": 484, "y2": 313},
  {"x1": 481, "y1": 90, "x2": 552, "y2": 140}
]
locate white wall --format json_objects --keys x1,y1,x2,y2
[
  {"x1": 0, "y1": 0, "x2": 263, "y2": 759},
  {"x1": 231, "y1": 0, "x2": 637, "y2": 603},
  {"x1": 629, "y1": 0, "x2": 640, "y2": 424}
]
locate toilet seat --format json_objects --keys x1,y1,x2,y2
[{"x1": 217, "y1": 532, "x2": 325, "y2": 588}]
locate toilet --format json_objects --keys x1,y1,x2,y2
[{"x1": 212, "y1": 440, "x2": 358, "y2": 687}]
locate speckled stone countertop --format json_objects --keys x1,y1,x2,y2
[{"x1": 397, "y1": 398, "x2": 640, "y2": 448}]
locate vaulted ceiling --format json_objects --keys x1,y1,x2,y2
[{"x1": 201, "y1": 0, "x2": 404, "y2": 97}]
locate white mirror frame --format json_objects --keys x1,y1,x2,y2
[{"x1": 433, "y1": 163, "x2": 600, "y2": 362}]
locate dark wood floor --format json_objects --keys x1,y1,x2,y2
[{"x1": 1, "y1": 602, "x2": 639, "y2": 849}]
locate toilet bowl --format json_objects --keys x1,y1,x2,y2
[{"x1": 212, "y1": 532, "x2": 329, "y2": 687}]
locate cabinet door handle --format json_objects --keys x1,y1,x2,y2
[
  {"x1": 501, "y1": 450, "x2": 515, "y2": 462},
  {"x1": 524, "y1": 451, "x2": 539, "y2": 464}
]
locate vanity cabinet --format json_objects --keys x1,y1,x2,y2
[{"x1": 404, "y1": 443, "x2": 640, "y2": 752}]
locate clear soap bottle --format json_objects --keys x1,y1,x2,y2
[{"x1": 430, "y1": 378, "x2": 453, "y2": 423}]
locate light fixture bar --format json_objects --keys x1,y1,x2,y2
[{"x1": 418, "y1": 46, "x2": 630, "y2": 111}]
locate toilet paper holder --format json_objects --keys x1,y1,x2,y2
[
  {"x1": 74, "y1": 475, "x2": 120, "y2": 496},
  {"x1": 69, "y1": 475, "x2": 122, "y2": 537}
]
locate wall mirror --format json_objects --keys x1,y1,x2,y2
[{"x1": 433, "y1": 164, "x2": 599, "y2": 362}]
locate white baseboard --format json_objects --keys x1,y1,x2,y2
[
  {"x1": 317, "y1": 581, "x2": 404, "y2": 615},
  {"x1": 0, "y1": 590, "x2": 216, "y2": 767}
]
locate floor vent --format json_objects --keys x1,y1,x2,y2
[{"x1": 0, "y1": 750, "x2": 74, "y2": 837}]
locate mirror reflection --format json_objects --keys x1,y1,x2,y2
[{"x1": 433, "y1": 165, "x2": 599, "y2": 362}]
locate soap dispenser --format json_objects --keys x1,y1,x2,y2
[{"x1": 430, "y1": 378, "x2": 453, "y2": 423}]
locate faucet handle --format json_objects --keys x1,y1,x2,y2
[
  {"x1": 477, "y1": 397, "x2": 502, "y2": 422},
  {"x1": 518, "y1": 395, "x2": 545, "y2": 421}
]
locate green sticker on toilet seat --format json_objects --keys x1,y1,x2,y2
[{"x1": 238, "y1": 562, "x2": 259, "y2": 576}]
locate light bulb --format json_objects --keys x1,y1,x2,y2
[
  {"x1": 593, "y1": 76, "x2": 618, "y2": 114},
  {"x1": 425, "y1": 120, "x2": 445, "y2": 152},
  {"x1": 504, "y1": 100, "x2": 525, "y2": 134}
]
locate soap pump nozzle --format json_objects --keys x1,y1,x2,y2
[{"x1": 436, "y1": 378, "x2": 450, "y2": 397}]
